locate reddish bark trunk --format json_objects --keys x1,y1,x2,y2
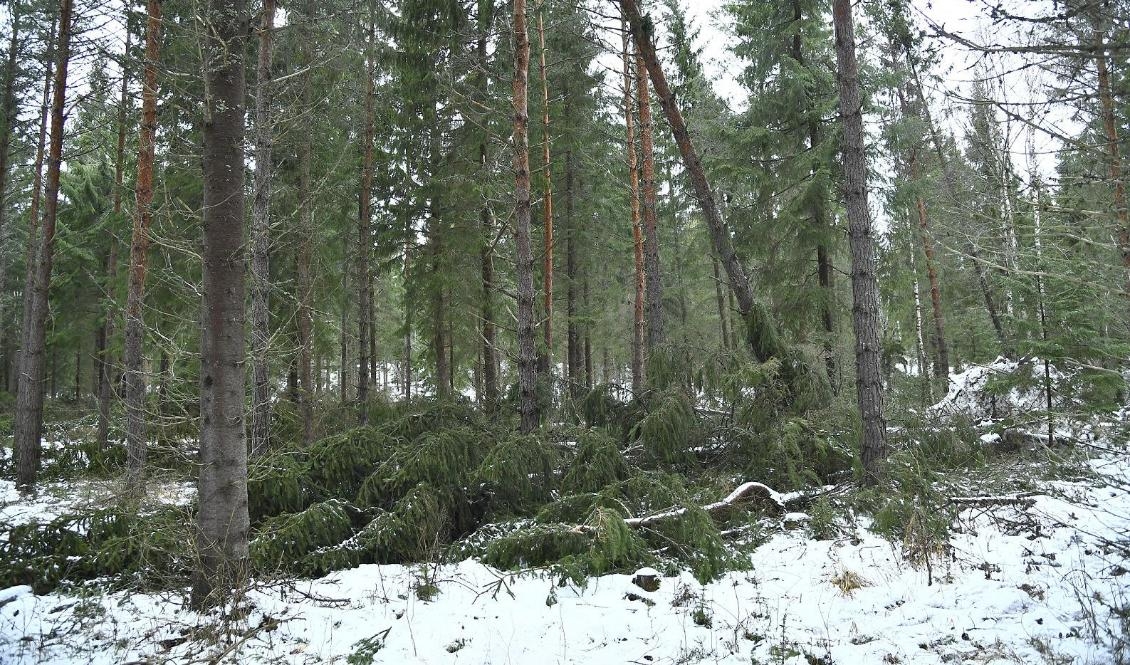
[{"x1": 123, "y1": 0, "x2": 162, "y2": 491}]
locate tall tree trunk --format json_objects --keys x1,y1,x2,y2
[
  {"x1": 123, "y1": 0, "x2": 162, "y2": 492},
  {"x1": 635, "y1": 52, "x2": 663, "y2": 351},
  {"x1": 249, "y1": 0, "x2": 275, "y2": 456},
  {"x1": 906, "y1": 214, "x2": 932, "y2": 403},
  {"x1": 910, "y1": 150, "x2": 949, "y2": 379},
  {"x1": 565, "y1": 147, "x2": 581, "y2": 400},
  {"x1": 402, "y1": 237, "x2": 412, "y2": 400},
  {"x1": 356, "y1": 2, "x2": 375, "y2": 423},
  {"x1": 893, "y1": 81, "x2": 949, "y2": 379},
  {"x1": 193, "y1": 0, "x2": 251, "y2": 608},
  {"x1": 621, "y1": 20, "x2": 644, "y2": 395},
  {"x1": 480, "y1": 200, "x2": 497, "y2": 411},
  {"x1": 13, "y1": 0, "x2": 70, "y2": 490},
  {"x1": 536, "y1": 8, "x2": 554, "y2": 376},
  {"x1": 833, "y1": 0, "x2": 887, "y2": 485},
  {"x1": 295, "y1": 0, "x2": 315, "y2": 445},
  {"x1": 621, "y1": 0, "x2": 754, "y2": 319},
  {"x1": 19, "y1": 15, "x2": 54, "y2": 402},
  {"x1": 907, "y1": 59, "x2": 1010, "y2": 358},
  {"x1": 339, "y1": 278, "x2": 350, "y2": 403},
  {"x1": 513, "y1": 0, "x2": 537, "y2": 433},
  {"x1": 0, "y1": 5, "x2": 21, "y2": 388},
  {"x1": 1031, "y1": 180, "x2": 1053, "y2": 445},
  {"x1": 431, "y1": 223, "x2": 450, "y2": 397},
  {"x1": 711, "y1": 254, "x2": 730, "y2": 350},
  {"x1": 476, "y1": 1, "x2": 497, "y2": 412},
  {"x1": 583, "y1": 276, "x2": 593, "y2": 389},
  {"x1": 1094, "y1": 29, "x2": 1130, "y2": 295},
  {"x1": 97, "y1": 20, "x2": 130, "y2": 449}
]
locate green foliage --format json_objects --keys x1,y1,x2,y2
[
  {"x1": 248, "y1": 452, "x2": 312, "y2": 523},
  {"x1": 745, "y1": 302, "x2": 788, "y2": 363},
  {"x1": 861, "y1": 417, "x2": 983, "y2": 565},
  {"x1": 580, "y1": 384, "x2": 640, "y2": 438},
  {"x1": 721, "y1": 415, "x2": 851, "y2": 492},
  {"x1": 561, "y1": 429, "x2": 631, "y2": 493},
  {"x1": 0, "y1": 507, "x2": 190, "y2": 594},
  {"x1": 251, "y1": 499, "x2": 355, "y2": 574},
  {"x1": 354, "y1": 483, "x2": 448, "y2": 563},
  {"x1": 633, "y1": 389, "x2": 699, "y2": 465},
  {"x1": 473, "y1": 433, "x2": 558, "y2": 515},
  {"x1": 307, "y1": 426, "x2": 390, "y2": 499}
]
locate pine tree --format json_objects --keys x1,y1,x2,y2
[{"x1": 123, "y1": 0, "x2": 162, "y2": 492}]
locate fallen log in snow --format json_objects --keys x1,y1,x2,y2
[{"x1": 573, "y1": 482, "x2": 788, "y2": 535}]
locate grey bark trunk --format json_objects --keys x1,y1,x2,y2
[
  {"x1": 356, "y1": 2, "x2": 376, "y2": 423},
  {"x1": 13, "y1": 2, "x2": 70, "y2": 490},
  {"x1": 636, "y1": 53, "x2": 664, "y2": 350},
  {"x1": 296, "y1": 0, "x2": 315, "y2": 445},
  {"x1": 565, "y1": 147, "x2": 581, "y2": 401},
  {"x1": 249, "y1": 0, "x2": 275, "y2": 456},
  {"x1": 513, "y1": 0, "x2": 537, "y2": 433},
  {"x1": 193, "y1": 0, "x2": 251, "y2": 608},
  {"x1": 0, "y1": 7, "x2": 21, "y2": 388},
  {"x1": 833, "y1": 0, "x2": 887, "y2": 485},
  {"x1": 621, "y1": 21, "x2": 645, "y2": 396},
  {"x1": 97, "y1": 21, "x2": 130, "y2": 451}
]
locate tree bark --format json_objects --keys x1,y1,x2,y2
[
  {"x1": 1094, "y1": 29, "x2": 1130, "y2": 295},
  {"x1": 97, "y1": 20, "x2": 131, "y2": 451},
  {"x1": 123, "y1": 0, "x2": 162, "y2": 492},
  {"x1": 13, "y1": 0, "x2": 70, "y2": 490},
  {"x1": 249, "y1": 0, "x2": 275, "y2": 456},
  {"x1": 430, "y1": 222, "x2": 450, "y2": 397},
  {"x1": 621, "y1": 0, "x2": 754, "y2": 319},
  {"x1": 356, "y1": 2, "x2": 375, "y2": 423},
  {"x1": 833, "y1": 0, "x2": 887, "y2": 485},
  {"x1": 537, "y1": 8, "x2": 554, "y2": 376},
  {"x1": 513, "y1": 0, "x2": 538, "y2": 433},
  {"x1": 296, "y1": 0, "x2": 315, "y2": 445},
  {"x1": 480, "y1": 184, "x2": 498, "y2": 411},
  {"x1": 193, "y1": 0, "x2": 251, "y2": 609},
  {"x1": 19, "y1": 15, "x2": 54, "y2": 403},
  {"x1": 477, "y1": 1, "x2": 497, "y2": 411},
  {"x1": 583, "y1": 276, "x2": 593, "y2": 389},
  {"x1": 0, "y1": 5, "x2": 21, "y2": 388},
  {"x1": 635, "y1": 52, "x2": 663, "y2": 350},
  {"x1": 621, "y1": 19, "x2": 645, "y2": 395},
  {"x1": 565, "y1": 147, "x2": 581, "y2": 400},
  {"x1": 906, "y1": 59, "x2": 1010, "y2": 358},
  {"x1": 339, "y1": 269, "x2": 350, "y2": 404},
  {"x1": 711, "y1": 253, "x2": 730, "y2": 350},
  {"x1": 892, "y1": 78, "x2": 950, "y2": 379}
]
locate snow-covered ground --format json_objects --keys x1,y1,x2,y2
[
  {"x1": 1, "y1": 449, "x2": 1127, "y2": 664},
  {"x1": 2, "y1": 358, "x2": 1127, "y2": 664}
]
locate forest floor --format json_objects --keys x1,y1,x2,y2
[{"x1": 1, "y1": 365, "x2": 1128, "y2": 664}]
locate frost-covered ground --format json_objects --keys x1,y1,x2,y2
[{"x1": 1, "y1": 450, "x2": 1127, "y2": 665}]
